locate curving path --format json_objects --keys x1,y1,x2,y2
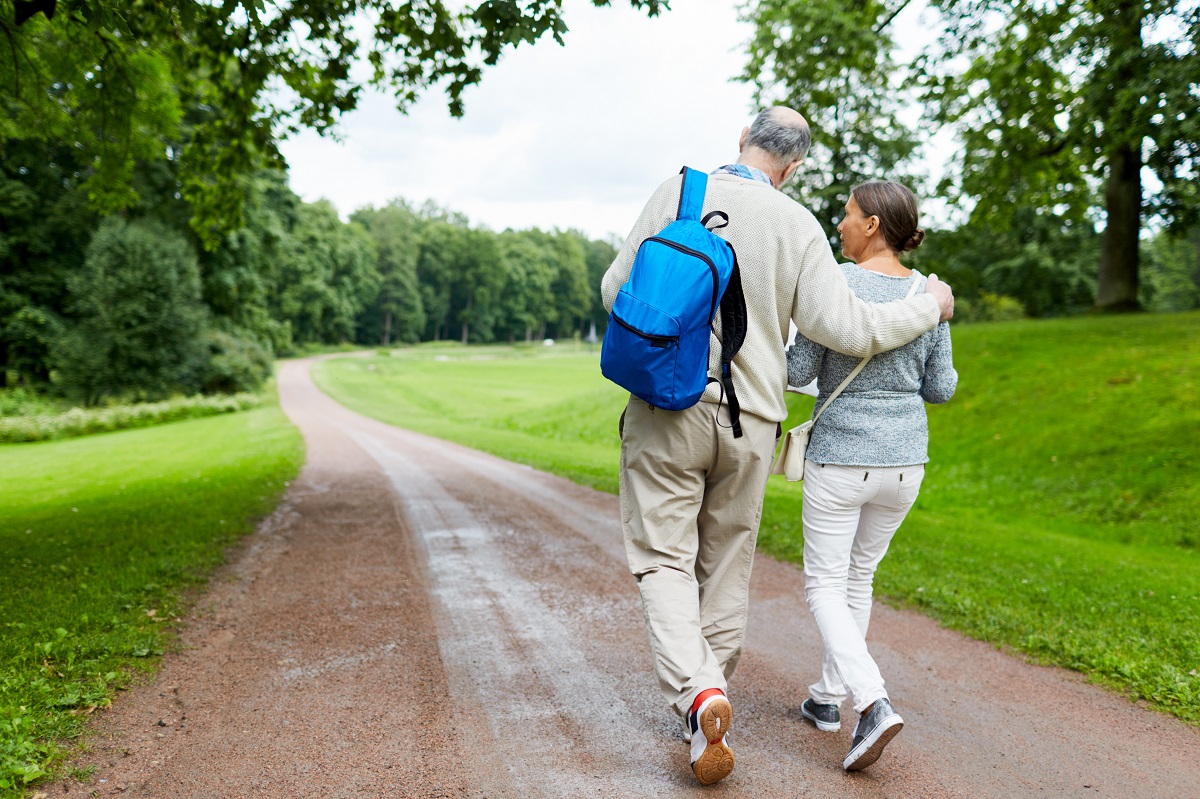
[{"x1": 49, "y1": 356, "x2": 1200, "y2": 798}]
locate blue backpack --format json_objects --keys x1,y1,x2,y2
[{"x1": 601, "y1": 167, "x2": 748, "y2": 436}]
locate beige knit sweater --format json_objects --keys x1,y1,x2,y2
[{"x1": 601, "y1": 171, "x2": 941, "y2": 424}]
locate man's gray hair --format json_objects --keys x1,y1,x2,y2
[{"x1": 744, "y1": 107, "x2": 811, "y2": 168}]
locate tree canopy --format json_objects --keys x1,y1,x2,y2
[
  {"x1": 741, "y1": 0, "x2": 1200, "y2": 310},
  {"x1": 0, "y1": 0, "x2": 665, "y2": 243}
]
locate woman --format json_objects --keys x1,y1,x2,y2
[{"x1": 786, "y1": 180, "x2": 957, "y2": 771}]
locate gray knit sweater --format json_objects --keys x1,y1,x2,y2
[{"x1": 786, "y1": 266, "x2": 958, "y2": 467}]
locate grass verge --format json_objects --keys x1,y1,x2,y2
[
  {"x1": 0, "y1": 390, "x2": 304, "y2": 796},
  {"x1": 313, "y1": 313, "x2": 1200, "y2": 725}
]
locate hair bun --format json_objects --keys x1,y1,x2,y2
[{"x1": 902, "y1": 228, "x2": 925, "y2": 252}]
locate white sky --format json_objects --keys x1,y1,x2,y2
[{"x1": 278, "y1": 0, "x2": 940, "y2": 241}]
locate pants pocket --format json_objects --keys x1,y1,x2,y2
[
  {"x1": 897, "y1": 466, "x2": 925, "y2": 507},
  {"x1": 813, "y1": 464, "x2": 870, "y2": 508}
]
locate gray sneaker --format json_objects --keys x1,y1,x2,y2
[
  {"x1": 843, "y1": 697, "x2": 903, "y2": 771},
  {"x1": 800, "y1": 698, "x2": 841, "y2": 732}
]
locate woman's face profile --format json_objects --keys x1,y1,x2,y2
[{"x1": 836, "y1": 195, "x2": 874, "y2": 263}]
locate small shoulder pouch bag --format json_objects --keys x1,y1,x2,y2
[{"x1": 772, "y1": 274, "x2": 921, "y2": 482}]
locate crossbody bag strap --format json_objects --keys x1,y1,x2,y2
[{"x1": 811, "y1": 272, "x2": 922, "y2": 427}]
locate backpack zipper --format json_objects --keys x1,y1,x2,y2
[
  {"x1": 611, "y1": 314, "x2": 678, "y2": 348},
  {"x1": 644, "y1": 236, "x2": 721, "y2": 320}
]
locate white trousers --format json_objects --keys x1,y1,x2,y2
[{"x1": 801, "y1": 460, "x2": 924, "y2": 713}]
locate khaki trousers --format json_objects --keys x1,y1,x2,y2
[{"x1": 619, "y1": 397, "x2": 777, "y2": 719}]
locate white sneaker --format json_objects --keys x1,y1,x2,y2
[{"x1": 688, "y1": 694, "x2": 735, "y2": 785}]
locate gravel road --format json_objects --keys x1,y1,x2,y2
[{"x1": 46, "y1": 356, "x2": 1200, "y2": 798}]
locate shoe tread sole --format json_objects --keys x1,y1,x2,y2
[
  {"x1": 692, "y1": 698, "x2": 735, "y2": 785},
  {"x1": 843, "y1": 718, "x2": 903, "y2": 771}
]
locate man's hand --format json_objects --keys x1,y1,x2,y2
[{"x1": 926, "y1": 274, "x2": 955, "y2": 322}]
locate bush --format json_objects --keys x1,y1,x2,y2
[
  {"x1": 0, "y1": 393, "x2": 261, "y2": 443},
  {"x1": 955, "y1": 291, "x2": 1026, "y2": 323},
  {"x1": 201, "y1": 331, "x2": 273, "y2": 394},
  {"x1": 0, "y1": 388, "x2": 65, "y2": 418}
]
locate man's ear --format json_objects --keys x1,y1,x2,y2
[
  {"x1": 738, "y1": 126, "x2": 750, "y2": 152},
  {"x1": 782, "y1": 159, "x2": 803, "y2": 184}
]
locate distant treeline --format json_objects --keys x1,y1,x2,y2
[{"x1": 1, "y1": 141, "x2": 616, "y2": 405}]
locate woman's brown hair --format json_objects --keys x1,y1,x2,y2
[{"x1": 850, "y1": 180, "x2": 924, "y2": 253}]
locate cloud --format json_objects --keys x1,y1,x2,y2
[{"x1": 278, "y1": 0, "x2": 758, "y2": 239}]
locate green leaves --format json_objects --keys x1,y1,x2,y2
[
  {"x1": 1, "y1": 0, "x2": 664, "y2": 239},
  {"x1": 740, "y1": 0, "x2": 922, "y2": 238}
]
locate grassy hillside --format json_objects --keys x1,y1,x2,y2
[
  {"x1": 312, "y1": 313, "x2": 1199, "y2": 724},
  {"x1": 0, "y1": 400, "x2": 304, "y2": 795}
]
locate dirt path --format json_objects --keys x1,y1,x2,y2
[{"x1": 48, "y1": 356, "x2": 1199, "y2": 798}]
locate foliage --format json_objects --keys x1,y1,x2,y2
[
  {"x1": 909, "y1": 206, "x2": 1099, "y2": 317},
  {"x1": 580, "y1": 233, "x2": 619, "y2": 339},
  {"x1": 200, "y1": 332, "x2": 272, "y2": 395},
  {"x1": 952, "y1": 291, "x2": 1026, "y2": 324},
  {"x1": 313, "y1": 311, "x2": 1200, "y2": 724},
  {"x1": 0, "y1": 397, "x2": 303, "y2": 795},
  {"x1": 274, "y1": 200, "x2": 380, "y2": 347},
  {"x1": 51, "y1": 217, "x2": 209, "y2": 405},
  {"x1": 197, "y1": 171, "x2": 299, "y2": 355},
  {"x1": 0, "y1": 387, "x2": 64, "y2": 418},
  {"x1": 916, "y1": 0, "x2": 1200, "y2": 308},
  {"x1": 740, "y1": 0, "x2": 921, "y2": 239},
  {"x1": 351, "y1": 201, "x2": 427, "y2": 346},
  {"x1": 0, "y1": 392, "x2": 262, "y2": 443},
  {"x1": 0, "y1": 139, "x2": 95, "y2": 387},
  {"x1": 0, "y1": 0, "x2": 665, "y2": 242},
  {"x1": 1141, "y1": 229, "x2": 1200, "y2": 312}
]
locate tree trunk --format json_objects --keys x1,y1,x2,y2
[
  {"x1": 1096, "y1": 152, "x2": 1142, "y2": 312},
  {"x1": 1095, "y1": 0, "x2": 1143, "y2": 311},
  {"x1": 381, "y1": 309, "x2": 392, "y2": 346}
]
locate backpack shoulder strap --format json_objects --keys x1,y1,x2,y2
[
  {"x1": 716, "y1": 252, "x2": 747, "y2": 438},
  {"x1": 677, "y1": 166, "x2": 707, "y2": 222}
]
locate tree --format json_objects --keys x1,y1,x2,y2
[
  {"x1": 52, "y1": 217, "x2": 208, "y2": 404},
  {"x1": 451, "y1": 228, "x2": 504, "y2": 345},
  {"x1": 496, "y1": 229, "x2": 560, "y2": 342},
  {"x1": 918, "y1": 0, "x2": 1200, "y2": 310},
  {"x1": 1141, "y1": 228, "x2": 1200, "y2": 312},
  {"x1": 274, "y1": 200, "x2": 379, "y2": 345},
  {"x1": 544, "y1": 230, "x2": 592, "y2": 339},
  {"x1": 741, "y1": 0, "x2": 921, "y2": 239},
  {"x1": 0, "y1": 138, "x2": 96, "y2": 386},
  {"x1": 415, "y1": 219, "x2": 468, "y2": 342},
  {"x1": 352, "y1": 201, "x2": 427, "y2": 345},
  {"x1": 0, "y1": 0, "x2": 666, "y2": 243},
  {"x1": 197, "y1": 171, "x2": 300, "y2": 355},
  {"x1": 578, "y1": 232, "x2": 618, "y2": 339}
]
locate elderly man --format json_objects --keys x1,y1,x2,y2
[{"x1": 601, "y1": 106, "x2": 954, "y2": 785}]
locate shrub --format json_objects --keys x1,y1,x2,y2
[
  {"x1": 956, "y1": 291, "x2": 1026, "y2": 323},
  {"x1": 0, "y1": 388, "x2": 65, "y2": 418},
  {"x1": 201, "y1": 331, "x2": 273, "y2": 394},
  {"x1": 0, "y1": 393, "x2": 261, "y2": 443}
]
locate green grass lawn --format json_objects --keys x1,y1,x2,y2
[
  {"x1": 313, "y1": 313, "x2": 1200, "y2": 724},
  {"x1": 0, "y1": 398, "x2": 304, "y2": 795}
]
